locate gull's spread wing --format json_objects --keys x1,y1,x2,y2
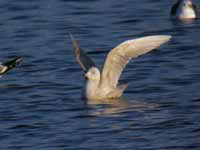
[
  {"x1": 100, "y1": 35, "x2": 172, "y2": 88},
  {"x1": 70, "y1": 34, "x2": 96, "y2": 72}
]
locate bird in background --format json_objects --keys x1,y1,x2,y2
[
  {"x1": 0, "y1": 57, "x2": 22, "y2": 75},
  {"x1": 171, "y1": 0, "x2": 197, "y2": 20},
  {"x1": 70, "y1": 34, "x2": 171, "y2": 101}
]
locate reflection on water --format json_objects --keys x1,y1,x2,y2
[
  {"x1": 171, "y1": 18, "x2": 197, "y2": 27},
  {"x1": 86, "y1": 98, "x2": 160, "y2": 117}
]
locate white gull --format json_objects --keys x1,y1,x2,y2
[{"x1": 71, "y1": 34, "x2": 171, "y2": 101}]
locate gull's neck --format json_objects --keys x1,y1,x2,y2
[{"x1": 85, "y1": 79, "x2": 100, "y2": 100}]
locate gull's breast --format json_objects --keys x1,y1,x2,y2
[{"x1": 177, "y1": 7, "x2": 196, "y2": 20}]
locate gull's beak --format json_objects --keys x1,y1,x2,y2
[{"x1": 84, "y1": 74, "x2": 89, "y2": 80}]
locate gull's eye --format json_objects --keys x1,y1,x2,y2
[{"x1": 91, "y1": 70, "x2": 96, "y2": 74}]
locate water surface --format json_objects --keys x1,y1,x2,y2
[{"x1": 0, "y1": 0, "x2": 200, "y2": 149}]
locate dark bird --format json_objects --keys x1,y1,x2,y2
[{"x1": 0, "y1": 57, "x2": 22, "y2": 75}]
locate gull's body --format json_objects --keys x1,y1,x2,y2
[
  {"x1": 71, "y1": 35, "x2": 171, "y2": 101},
  {"x1": 171, "y1": 0, "x2": 197, "y2": 20},
  {"x1": 84, "y1": 67, "x2": 128, "y2": 100},
  {"x1": 0, "y1": 57, "x2": 22, "y2": 75}
]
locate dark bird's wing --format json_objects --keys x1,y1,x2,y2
[
  {"x1": 192, "y1": 4, "x2": 198, "y2": 17},
  {"x1": 70, "y1": 34, "x2": 96, "y2": 72},
  {"x1": 171, "y1": 1, "x2": 180, "y2": 15}
]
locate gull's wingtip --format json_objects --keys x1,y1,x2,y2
[
  {"x1": 151, "y1": 35, "x2": 172, "y2": 41},
  {"x1": 145, "y1": 35, "x2": 172, "y2": 45},
  {"x1": 162, "y1": 35, "x2": 172, "y2": 39},
  {"x1": 125, "y1": 35, "x2": 172, "y2": 44},
  {"x1": 69, "y1": 32, "x2": 74, "y2": 41},
  {"x1": 159, "y1": 35, "x2": 172, "y2": 44},
  {"x1": 160, "y1": 35, "x2": 172, "y2": 40},
  {"x1": 69, "y1": 33, "x2": 79, "y2": 48}
]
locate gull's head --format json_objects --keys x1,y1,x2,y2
[
  {"x1": 176, "y1": 0, "x2": 196, "y2": 20},
  {"x1": 181, "y1": 0, "x2": 193, "y2": 8},
  {"x1": 85, "y1": 67, "x2": 100, "y2": 81}
]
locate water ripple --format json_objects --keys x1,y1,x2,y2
[{"x1": 0, "y1": 0, "x2": 200, "y2": 149}]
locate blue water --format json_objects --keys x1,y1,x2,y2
[{"x1": 0, "y1": 0, "x2": 200, "y2": 149}]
